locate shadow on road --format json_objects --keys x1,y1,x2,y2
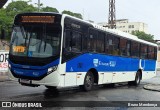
[{"x1": 43, "y1": 88, "x2": 59, "y2": 99}]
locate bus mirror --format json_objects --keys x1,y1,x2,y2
[{"x1": 1, "y1": 28, "x2": 5, "y2": 40}]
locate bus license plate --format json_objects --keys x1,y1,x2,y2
[{"x1": 20, "y1": 79, "x2": 31, "y2": 84}]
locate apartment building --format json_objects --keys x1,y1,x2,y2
[{"x1": 98, "y1": 19, "x2": 148, "y2": 34}]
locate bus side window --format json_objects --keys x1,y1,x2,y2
[
  {"x1": 88, "y1": 29, "x2": 97, "y2": 52},
  {"x1": 140, "y1": 44, "x2": 148, "y2": 59},
  {"x1": 148, "y1": 46, "x2": 155, "y2": 59},
  {"x1": 154, "y1": 47, "x2": 157, "y2": 60},
  {"x1": 112, "y1": 36, "x2": 120, "y2": 55},
  {"x1": 71, "y1": 31, "x2": 82, "y2": 52},
  {"x1": 64, "y1": 29, "x2": 82, "y2": 52},
  {"x1": 97, "y1": 32, "x2": 105, "y2": 53},
  {"x1": 64, "y1": 29, "x2": 72, "y2": 52},
  {"x1": 120, "y1": 38, "x2": 127, "y2": 56},
  {"x1": 105, "y1": 34, "x2": 112, "y2": 55},
  {"x1": 105, "y1": 34, "x2": 119, "y2": 55},
  {"x1": 82, "y1": 34, "x2": 88, "y2": 52},
  {"x1": 131, "y1": 41, "x2": 140, "y2": 58},
  {"x1": 126, "y1": 41, "x2": 131, "y2": 56}
]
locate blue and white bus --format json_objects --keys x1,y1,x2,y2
[{"x1": 7, "y1": 13, "x2": 158, "y2": 91}]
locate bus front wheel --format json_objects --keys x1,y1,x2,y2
[{"x1": 81, "y1": 71, "x2": 94, "y2": 91}]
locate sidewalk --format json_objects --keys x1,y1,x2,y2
[
  {"x1": 143, "y1": 84, "x2": 160, "y2": 92},
  {"x1": 143, "y1": 71, "x2": 160, "y2": 92}
]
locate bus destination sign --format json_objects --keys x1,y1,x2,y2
[{"x1": 21, "y1": 16, "x2": 55, "y2": 23}]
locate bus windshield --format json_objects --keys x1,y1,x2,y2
[{"x1": 10, "y1": 24, "x2": 61, "y2": 58}]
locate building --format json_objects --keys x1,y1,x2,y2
[{"x1": 98, "y1": 19, "x2": 148, "y2": 34}]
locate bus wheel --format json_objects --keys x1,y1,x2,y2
[
  {"x1": 45, "y1": 86, "x2": 57, "y2": 90},
  {"x1": 83, "y1": 71, "x2": 94, "y2": 91},
  {"x1": 128, "y1": 71, "x2": 141, "y2": 86},
  {"x1": 134, "y1": 71, "x2": 141, "y2": 86}
]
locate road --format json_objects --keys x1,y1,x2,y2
[{"x1": 0, "y1": 71, "x2": 160, "y2": 110}]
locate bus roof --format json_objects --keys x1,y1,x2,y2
[
  {"x1": 92, "y1": 24, "x2": 157, "y2": 47},
  {"x1": 62, "y1": 14, "x2": 157, "y2": 47}
]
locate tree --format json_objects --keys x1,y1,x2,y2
[
  {"x1": 42, "y1": 6, "x2": 59, "y2": 13},
  {"x1": 0, "y1": 1, "x2": 36, "y2": 41},
  {"x1": 6, "y1": 1, "x2": 36, "y2": 17},
  {"x1": 132, "y1": 31, "x2": 154, "y2": 42},
  {"x1": 62, "y1": 10, "x2": 83, "y2": 19}
]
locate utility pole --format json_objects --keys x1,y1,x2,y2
[
  {"x1": 38, "y1": 0, "x2": 40, "y2": 12},
  {"x1": 108, "y1": 0, "x2": 116, "y2": 29}
]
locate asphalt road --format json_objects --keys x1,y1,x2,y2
[{"x1": 0, "y1": 71, "x2": 160, "y2": 110}]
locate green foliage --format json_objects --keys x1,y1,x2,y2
[
  {"x1": 42, "y1": 6, "x2": 59, "y2": 13},
  {"x1": 0, "y1": 1, "x2": 83, "y2": 41},
  {"x1": 131, "y1": 31, "x2": 154, "y2": 42},
  {"x1": 0, "y1": 1, "x2": 37, "y2": 41},
  {"x1": 62, "y1": 10, "x2": 83, "y2": 19}
]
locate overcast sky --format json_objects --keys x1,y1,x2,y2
[{"x1": 6, "y1": 0, "x2": 160, "y2": 40}]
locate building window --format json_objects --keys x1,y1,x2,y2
[
  {"x1": 128, "y1": 25, "x2": 134, "y2": 28},
  {"x1": 128, "y1": 25, "x2": 132, "y2": 28}
]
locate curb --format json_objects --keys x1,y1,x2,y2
[{"x1": 143, "y1": 84, "x2": 160, "y2": 92}]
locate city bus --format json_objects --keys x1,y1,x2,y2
[{"x1": 5, "y1": 12, "x2": 158, "y2": 91}]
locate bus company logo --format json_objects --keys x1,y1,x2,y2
[
  {"x1": 93, "y1": 59, "x2": 116, "y2": 67},
  {"x1": 109, "y1": 61, "x2": 116, "y2": 67},
  {"x1": 93, "y1": 59, "x2": 99, "y2": 67},
  {"x1": 2, "y1": 102, "x2": 11, "y2": 107}
]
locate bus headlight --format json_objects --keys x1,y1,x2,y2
[
  {"x1": 47, "y1": 65, "x2": 58, "y2": 74},
  {"x1": 8, "y1": 64, "x2": 11, "y2": 69}
]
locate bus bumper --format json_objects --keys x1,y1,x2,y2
[{"x1": 8, "y1": 69, "x2": 60, "y2": 87}]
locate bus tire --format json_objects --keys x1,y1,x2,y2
[
  {"x1": 82, "y1": 71, "x2": 94, "y2": 91},
  {"x1": 45, "y1": 86, "x2": 57, "y2": 90},
  {"x1": 134, "y1": 71, "x2": 141, "y2": 86},
  {"x1": 128, "y1": 71, "x2": 141, "y2": 86}
]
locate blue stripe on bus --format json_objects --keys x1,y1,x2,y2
[
  {"x1": 66, "y1": 53, "x2": 156, "y2": 72},
  {"x1": 9, "y1": 59, "x2": 60, "y2": 77}
]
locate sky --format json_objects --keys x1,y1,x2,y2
[{"x1": 5, "y1": 0, "x2": 160, "y2": 40}]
